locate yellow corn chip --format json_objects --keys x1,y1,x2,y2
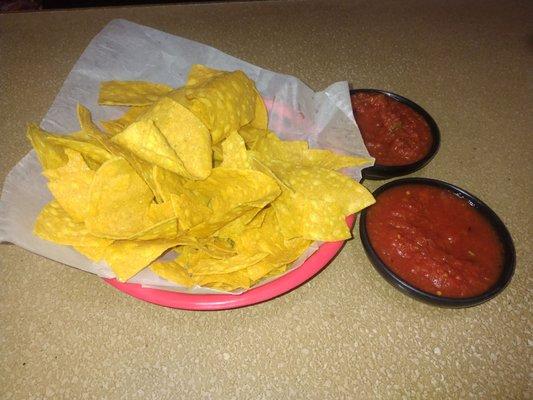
[
  {"x1": 273, "y1": 192, "x2": 352, "y2": 241},
  {"x1": 169, "y1": 193, "x2": 212, "y2": 231},
  {"x1": 103, "y1": 238, "x2": 180, "y2": 282},
  {"x1": 170, "y1": 70, "x2": 256, "y2": 144},
  {"x1": 43, "y1": 148, "x2": 89, "y2": 181},
  {"x1": 186, "y1": 251, "x2": 267, "y2": 276},
  {"x1": 26, "y1": 124, "x2": 67, "y2": 170},
  {"x1": 185, "y1": 64, "x2": 224, "y2": 87},
  {"x1": 73, "y1": 244, "x2": 110, "y2": 262},
  {"x1": 151, "y1": 259, "x2": 194, "y2": 288},
  {"x1": 179, "y1": 168, "x2": 281, "y2": 240},
  {"x1": 234, "y1": 208, "x2": 312, "y2": 264},
  {"x1": 194, "y1": 270, "x2": 252, "y2": 291},
  {"x1": 152, "y1": 165, "x2": 187, "y2": 202},
  {"x1": 77, "y1": 104, "x2": 163, "y2": 202},
  {"x1": 302, "y1": 149, "x2": 372, "y2": 170},
  {"x1": 238, "y1": 126, "x2": 268, "y2": 148},
  {"x1": 186, "y1": 206, "x2": 249, "y2": 239},
  {"x1": 252, "y1": 131, "x2": 308, "y2": 160},
  {"x1": 77, "y1": 103, "x2": 107, "y2": 137},
  {"x1": 214, "y1": 207, "x2": 262, "y2": 239},
  {"x1": 43, "y1": 149, "x2": 95, "y2": 222},
  {"x1": 186, "y1": 167, "x2": 280, "y2": 215},
  {"x1": 270, "y1": 165, "x2": 374, "y2": 241},
  {"x1": 246, "y1": 206, "x2": 268, "y2": 228},
  {"x1": 220, "y1": 131, "x2": 251, "y2": 169},
  {"x1": 212, "y1": 142, "x2": 223, "y2": 165},
  {"x1": 112, "y1": 119, "x2": 185, "y2": 175},
  {"x1": 100, "y1": 106, "x2": 150, "y2": 135},
  {"x1": 275, "y1": 165, "x2": 375, "y2": 215},
  {"x1": 44, "y1": 134, "x2": 112, "y2": 165},
  {"x1": 253, "y1": 131, "x2": 371, "y2": 170},
  {"x1": 195, "y1": 237, "x2": 236, "y2": 259},
  {"x1": 128, "y1": 218, "x2": 178, "y2": 241},
  {"x1": 139, "y1": 97, "x2": 212, "y2": 180},
  {"x1": 185, "y1": 64, "x2": 267, "y2": 134},
  {"x1": 86, "y1": 157, "x2": 154, "y2": 239},
  {"x1": 248, "y1": 152, "x2": 293, "y2": 191},
  {"x1": 98, "y1": 81, "x2": 173, "y2": 106},
  {"x1": 146, "y1": 200, "x2": 176, "y2": 222},
  {"x1": 263, "y1": 264, "x2": 288, "y2": 279},
  {"x1": 248, "y1": 89, "x2": 268, "y2": 130},
  {"x1": 158, "y1": 246, "x2": 254, "y2": 290},
  {"x1": 245, "y1": 260, "x2": 285, "y2": 283},
  {"x1": 128, "y1": 201, "x2": 178, "y2": 240},
  {"x1": 34, "y1": 201, "x2": 112, "y2": 247}
]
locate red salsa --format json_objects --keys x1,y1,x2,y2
[
  {"x1": 351, "y1": 92, "x2": 432, "y2": 166},
  {"x1": 366, "y1": 184, "x2": 504, "y2": 298}
]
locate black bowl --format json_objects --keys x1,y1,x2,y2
[
  {"x1": 350, "y1": 89, "x2": 440, "y2": 180},
  {"x1": 359, "y1": 178, "x2": 516, "y2": 307}
]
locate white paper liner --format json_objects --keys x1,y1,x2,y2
[{"x1": 0, "y1": 19, "x2": 372, "y2": 295}]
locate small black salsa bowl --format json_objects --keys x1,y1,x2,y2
[
  {"x1": 359, "y1": 178, "x2": 516, "y2": 308},
  {"x1": 350, "y1": 89, "x2": 440, "y2": 180}
]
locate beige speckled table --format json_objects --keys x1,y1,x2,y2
[{"x1": 1, "y1": 1, "x2": 531, "y2": 399}]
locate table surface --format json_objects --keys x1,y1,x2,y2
[{"x1": 1, "y1": 1, "x2": 531, "y2": 398}]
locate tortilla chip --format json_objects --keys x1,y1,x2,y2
[
  {"x1": 186, "y1": 167, "x2": 280, "y2": 215},
  {"x1": 43, "y1": 149, "x2": 95, "y2": 222},
  {"x1": 43, "y1": 134, "x2": 112, "y2": 165},
  {"x1": 275, "y1": 165, "x2": 375, "y2": 215},
  {"x1": 100, "y1": 106, "x2": 150, "y2": 135},
  {"x1": 128, "y1": 201, "x2": 179, "y2": 240},
  {"x1": 238, "y1": 126, "x2": 268, "y2": 148},
  {"x1": 77, "y1": 104, "x2": 163, "y2": 202},
  {"x1": 73, "y1": 244, "x2": 110, "y2": 262},
  {"x1": 150, "y1": 259, "x2": 194, "y2": 288},
  {"x1": 168, "y1": 70, "x2": 256, "y2": 144},
  {"x1": 152, "y1": 165, "x2": 187, "y2": 202},
  {"x1": 185, "y1": 64, "x2": 224, "y2": 87},
  {"x1": 103, "y1": 238, "x2": 180, "y2": 282},
  {"x1": 26, "y1": 124, "x2": 67, "y2": 170},
  {"x1": 253, "y1": 131, "x2": 371, "y2": 170},
  {"x1": 139, "y1": 97, "x2": 212, "y2": 180},
  {"x1": 220, "y1": 131, "x2": 251, "y2": 169},
  {"x1": 98, "y1": 81, "x2": 173, "y2": 106},
  {"x1": 169, "y1": 193, "x2": 212, "y2": 231},
  {"x1": 112, "y1": 119, "x2": 185, "y2": 175},
  {"x1": 34, "y1": 201, "x2": 112, "y2": 247},
  {"x1": 85, "y1": 157, "x2": 154, "y2": 239}
]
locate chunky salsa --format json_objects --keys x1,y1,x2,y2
[
  {"x1": 365, "y1": 184, "x2": 504, "y2": 298},
  {"x1": 351, "y1": 92, "x2": 432, "y2": 166}
]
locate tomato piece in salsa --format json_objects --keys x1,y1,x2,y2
[
  {"x1": 351, "y1": 92, "x2": 432, "y2": 166},
  {"x1": 365, "y1": 184, "x2": 504, "y2": 298}
]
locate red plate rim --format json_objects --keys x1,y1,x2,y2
[{"x1": 103, "y1": 214, "x2": 355, "y2": 310}]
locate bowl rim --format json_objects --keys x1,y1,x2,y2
[
  {"x1": 350, "y1": 88, "x2": 441, "y2": 180},
  {"x1": 359, "y1": 177, "x2": 516, "y2": 307}
]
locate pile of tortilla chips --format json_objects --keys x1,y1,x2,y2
[{"x1": 28, "y1": 65, "x2": 375, "y2": 291}]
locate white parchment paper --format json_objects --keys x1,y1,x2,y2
[{"x1": 0, "y1": 19, "x2": 372, "y2": 293}]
